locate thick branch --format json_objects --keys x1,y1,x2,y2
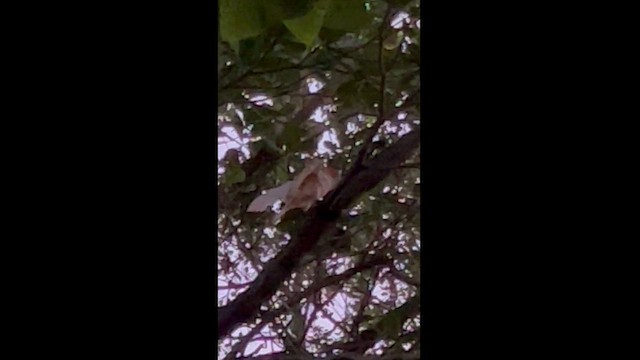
[
  {"x1": 218, "y1": 129, "x2": 420, "y2": 339},
  {"x1": 223, "y1": 257, "x2": 387, "y2": 360}
]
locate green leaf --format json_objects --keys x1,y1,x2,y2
[
  {"x1": 261, "y1": 138, "x2": 283, "y2": 155},
  {"x1": 283, "y1": 0, "x2": 330, "y2": 48},
  {"x1": 323, "y1": 0, "x2": 373, "y2": 32},
  {"x1": 318, "y1": 27, "x2": 348, "y2": 44},
  {"x1": 220, "y1": 0, "x2": 265, "y2": 43},
  {"x1": 316, "y1": 49, "x2": 335, "y2": 70},
  {"x1": 224, "y1": 165, "x2": 246, "y2": 185},
  {"x1": 228, "y1": 40, "x2": 239, "y2": 55},
  {"x1": 259, "y1": 0, "x2": 316, "y2": 24},
  {"x1": 371, "y1": 295, "x2": 420, "y2": 338},
  {"x1": 351, "y1": 231, "x2": 371, "y2": 251},
  {"x1": 388, "y1": 0, "x2": 415, "y2": 6},
  {"x1": 357, "y1": 80, "x2": 380, "y2": 108},
  {"x1": 288, "y1": 307, "x2": 305, "y2": 339},
  {"x1": 275, "y1": 161, "x2": 290, "y2": 182},
  {"x1": 240, "y1": 183, "x2": 257, "y2": 193},
  {"x1": 364, "y1": 115, "x2": 377, "y2": 127},
  {"x1": 383, "y1": 30, "x2": 404, "y2": 50},
  {"x1": 336, "y1": 79, "x2": 359, "y2": 107},
  {"x1": 336, "y1": 75, "x2": 379, "y2": 112},
  {"x1": 278, "y1": 123, "x2": 303, "y2": 150}
]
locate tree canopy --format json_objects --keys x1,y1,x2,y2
[{"x1": 218, "y1": 0, "x2": 420, "y2": 359}]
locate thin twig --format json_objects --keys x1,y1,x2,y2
[
  {"x1": 328, "y1": 6, "x2": 393, "y2": 202},
  {"x1": 222, "y1": 257, "x2": 388, "y2": 359},
  {"x1": 396, "y1": 162, "x2": 420, "y2": 169}
]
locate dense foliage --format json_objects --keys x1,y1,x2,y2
[{"x1": 218, "y1": 0, "x2": 420, "y2": 359}]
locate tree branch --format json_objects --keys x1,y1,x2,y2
[
  {"x1": 223, "y1": 257, "x2": 389, "y2": 360},
  {"x1": 218, "y1": 125, "x2": 419, "y2": 338}
]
